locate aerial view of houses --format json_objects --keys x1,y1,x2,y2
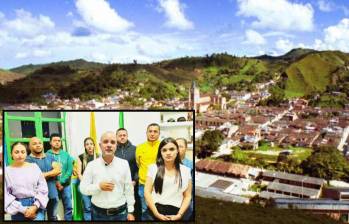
[{"x1": 194, "y1": 85, "x2": 349, "y2": 222}]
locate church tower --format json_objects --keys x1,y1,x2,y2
[{"x1": 189, "y1": 81, "x2": 200, "y2": 110}]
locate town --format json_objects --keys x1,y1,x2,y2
[
  {"x1": 190, "y1": 82, "x2": 349, "y2": 222},
  {"x1": 1, "y1": 75, "x2": 349, "y2": 222}
]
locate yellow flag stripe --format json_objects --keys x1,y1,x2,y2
[{"x1": 90, "y1": 112, "x2": 99, "y2": 156}]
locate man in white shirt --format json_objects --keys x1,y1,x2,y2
[{"x1": 80, "y1": 131, "x2": 135, "y2": 221}]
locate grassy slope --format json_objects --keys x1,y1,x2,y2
[
  {"x1": 0, "y1": 69, "x2": 25, "y2": 84},
  {"x1": 285, "y1": 51, "x2": 349, "y2": 98}
]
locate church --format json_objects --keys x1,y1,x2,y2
[{"x1": 188, "y1": 81, "x2": 227, "y2": 113}]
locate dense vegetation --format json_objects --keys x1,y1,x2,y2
[
  {"x1": 196, "y1": 129, "x2": 349, "y2": 182},
  {"x1": 301, "y1": 146, "x2": 349, "y2": 182},
  {"x1": 0, "y1": 49, "x2": 348, "y2": 106},
  {"x1": 195, "y1": 130, "x2": 225, "y2": 158},
  {"x1": 196, "y1": 196, "x2": 342, "y2": 224}
]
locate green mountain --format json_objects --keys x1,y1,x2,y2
[
  {"x1": 10, "y1": 59, "x2": 105, "y2": 75},
  {"x1": 0, "y1": 49, "x2": 348, "y2": 106},
  {"x1": 283, "y1": 51, "x2": 349, "y2": 98},
  {"x1": 254, "y1": 48, "x2": 316, "y2": 63},
  {"x1": 0, "y1": 69, "x2": 25, "y2": 85}
]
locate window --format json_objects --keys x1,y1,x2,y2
[
  {"x1": 7, "y1": 112, "x2": 35, "y2": 117},
  {"x1": 42, "y1": 121, "x2": 62, "y2": 138},
  {"x1": 8, "y1": 120, "x2": 36, "y2": 138},
  {"x1": 42, "y1": 112, "x2": 61, "y2": 118},
  {"x1": 4, "y1": 112, "x2": 67, "y2": 164}
]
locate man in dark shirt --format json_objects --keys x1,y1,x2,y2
[
  {"x1": 114, "y1": 128, "x2": 141, "y2": 220},
  {"x1": 26, "y1": 137, "x2": 61, "y2": 220}
]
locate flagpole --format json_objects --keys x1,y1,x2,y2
[
  {"x1": 119, "y1": 112, "x2": 124, "y2": 128},
  {"x1": 90, "y1": 112, "x2": 99, "y2": 156}
]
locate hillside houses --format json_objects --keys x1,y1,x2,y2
[{"x1": 196, "y1": 102, "x2": 349, "y2": 151}]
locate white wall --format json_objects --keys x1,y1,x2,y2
[
  {"x1": 124, "y1": 111, "x2": 160, "y2": 146},
  {"x1": 66, "y1": 112, "x2": 160, "y2": 158}
]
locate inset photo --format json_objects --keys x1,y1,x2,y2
[{"x1": 2, "y1": 111, "x2": 194, "y2": 222}]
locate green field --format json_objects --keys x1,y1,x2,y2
[{"x1": 231, "y1": 143, "x2": 312, "y2": 165}]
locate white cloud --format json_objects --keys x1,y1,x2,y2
[
  {"x1": 91, "y1": 52, "x2": 107, "y2": 62},
  {"x1": 14, "y1": 49, "x2": 51, "y2": 59},
  {"x1": 317, "y1": 0, "x2": 333, "y2": 12},
  {"x1": 314, "y1": 18, "x2": 349, "y2": 52},
  {"x1": 15, "y1": 52, "x2": 29, "y2": 59},
  {"x1": 263, "y1": 31, "x2": 295, "y2": 38},
  {"x1": 237, "y1": 0, "x2": 314, "y2": 31},
  {"x1": 1, "y1": 9, "x2": 55, "y2": 37},
  {"x1": 317, "y1": 1, "x2": 349, "y2": 15},
  {"x1": 33, "y1": 49, "x2": 51, "y2": 57},
  {"x1": 0, "y1": 25, "x2": 204, "y2": 68},
  {"x1": 275, "y1": 38, "x2": 294, "y2": 53},
  {"x1": 243, "y1": 29, "x2": 266, "y2": 45},
  {"x1": 75, "y1": 0, "x2": 133, "y2": 33},
  {"x1": 158, "y1": 0, "x2": 194, "y2": 30}
]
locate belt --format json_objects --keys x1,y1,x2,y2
[{"x1": 92, "y1": 203, "x2": 127, "y2": 216}]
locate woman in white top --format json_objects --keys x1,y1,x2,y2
[{"x1": 144, "y1": 137, "x2": 192, "y2": 221}]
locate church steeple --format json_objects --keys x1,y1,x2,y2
[{"x1": 189, "y1": 80, "x2": 200, "y2": 110}]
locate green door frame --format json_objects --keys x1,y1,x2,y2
[{"x1": 4, "y1": 112, "x2": 67, "y2": 165}]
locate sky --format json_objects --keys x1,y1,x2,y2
[{"x1": 0, "y1": 0, "x2": 349, "y2": 68}]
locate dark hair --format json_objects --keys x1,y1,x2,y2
[
  {"x1": 116, "y1": 128, "x2": 127, "y2": 134},
  {"x1": 147, "y1": 123, "x2": 160, "y2": 132},
  {"x1": 176, "y1": 138, "x2": 188, "y2": 148},
  {"x1": 82, "y1": 137, "x2": 97, "y2": 169},
  {"x1": 83, "y1": 137, "x2": 95, "y2": 150},
  {"x1": 49, "y1": 133, "x2": 61, "y2": 141},
  {"x1": 10, "y1": 142, "x2": 28, "y2": 157},
  {"x1": 154, "y1": 137, "x2": 182, "y2": 194}
]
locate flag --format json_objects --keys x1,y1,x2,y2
[
  {"x1": 90, "y1": 112, "x2": 99, "y2": 156},
  {"x1": 72, "y1": 177, "x2": 83, "y2": 220},
  {"x1": 74, "y1": 112, "x2": 100, "y2": 221},
  {"x1": 4, "y1": 141, "x2": 8, "y2": 166},
  {"x1": 119, "y1": 111, "x2": 124, "y2": 128}
]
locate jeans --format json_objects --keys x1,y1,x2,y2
[
  {"x1": 138, "y1": 184, "x2": 149, "y2": 220},
  {"x1": 11, "y1": 197, "x2": 45, "y2": 221},
  {"x1": 46, "y1": 197, "x2": 59, "y2": 220},
  {"x1": 81, "y1": 194, "x2": 92, "y2": 221},
  {"x1": 183, "y1": 201, "x2": 193, "y2": 221},
  {"x1": 91, "y1": 204, "x2": 127, "y2": 221},
  {"x1": 58, "y1": 184, "x2": 73, "y2": 220},
  {"x1": 133, "y1": 183, "x2": 142, "y2": 220}
]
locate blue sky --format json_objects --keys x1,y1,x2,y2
[{"x1": 0, "y1": 0, "x2": 349, "y2": 68}]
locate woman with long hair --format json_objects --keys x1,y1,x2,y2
[
  {"x1": 144, "y1": 137, "x2": 192, "y2": 221},
  {"x1": 5, "y1": 142, "x2": 48, "y2": 220},
  {"x1": 77, "y1": 137, "x2": 98, "y2": 221}
]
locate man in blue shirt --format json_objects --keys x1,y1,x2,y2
[
  {"x1": 176, "y1": 138, "x2": 193, "y2": 221},
  {"x1": 26, "y1": 137, "x2": 61, "y2": 220},
  {"x1": 46, "y1": 134, "x2": 74, "y2": 221}
]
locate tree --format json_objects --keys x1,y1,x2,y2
[
  {"x1": 301, "y1": 146, "x2": 349, "y2": 181},
  {"x1": 197, "y1": 130, "x2": 224, "y2": 159},
  {"x1": 266, "y1": 86, "x2": 286, "y2": 106},
  {"x1": 231, "y1": 147, "x2": 248, "y2": 163}
]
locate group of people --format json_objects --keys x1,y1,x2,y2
[{"x1": 4, "y1": 123, "x2": 193, "y2": 221}]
